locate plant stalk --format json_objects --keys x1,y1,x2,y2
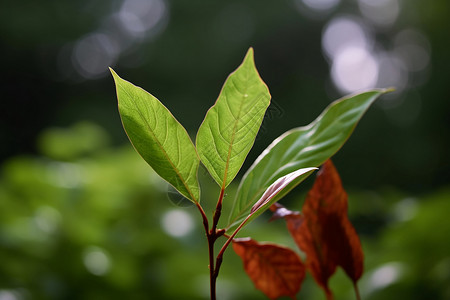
[
  {"x1": 197, "y1": 186, "x2": 227, "y2": 300},
  {"x1": 208, "y1": 234, "x2": 216, "y2": 300},
  {"x1": 353, "y1": 283, "x2": 361, "y2": 300},
  {"x1": 195, "y1": 203, "x2": 215, "y2": 299},
  {"x1": 214, "y1": 214, "x2": 252, "y2": 283}
]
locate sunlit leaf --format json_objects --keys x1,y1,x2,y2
[
  {"x1": 228, "y1": 89, "x2": 391, "y2": 230},
  {"x1": 232, "y1": 238, "x2": 305, "y2": 300},
  {"x1": 111, "y1": 69, "x2": 200, "y2": 202},
  {"x1": 196, "y1": 48, "x2": 271, "y2": 188}
]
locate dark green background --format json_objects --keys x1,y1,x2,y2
[{"x1": 1, "y1": 0, "x2": 449, "y2": 299}]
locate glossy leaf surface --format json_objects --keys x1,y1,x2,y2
[
  {"x1": 196, "y1": 48, "x2": 271, "y2": 188},
  {"x1": 228, "y1": 89, "x2": 390, "y2": 229},
  {"x1": 242, "y1": 167, "x2": 316, "y2": 227},
  {"x1": 111, "y1": 69, "x2": 200, "y2": 202},
  {"x1": 251, "y1": 167, "x2": 317, "y2": 214},
  {"x1": 232, "y1": 238, "x2": 305, "y2": 300},
  {"x1": 271, "y1": 160, "x2": 364, "y2": 297}
]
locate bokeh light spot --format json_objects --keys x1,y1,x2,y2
[
  {"x1": 46, "y1": 162, "x2": 84, "y2": 189},
  {"x1": 83, "y1": 246, "x2": 111, "y2": 276},
  {"x1": 367, "y1": 262, "x2": 404, "y2": 291},
  {"x1": 331, "y1": 46, "x2": 379, "y2": 93},
  {"x1": 302, "y1": 0, "x2": 340, "y2": 11},
  {"x1": 161, "y1": 209, "x2": 194, "y2": 238},
  {"x1": 119, "y1": 0, "x2": 167, "y2": 37},
  {"x1": 294, "y1": 0, "x2": 340, "y2": 19},
  {"x1": 34, "y1": 206, "x2": 61, "y2": 234},
  {"x1": 393, "y1": 198, "x2": 418, "y2": 222},
  {"x1": 0, "y1": 291, "x2": 18, "y2": 300},
  {"x1": 376, "y1": 52, "x2": 408, "y2": 96},
  {"x1": 322, "y1": 16, "x2": 371, "y2": 60},
  {"x1": 358, "y1": 0, "x2": 400, "y2": 27},
  {"x1": 72, "y1": 33, "x2": 119, "y2": 79}
]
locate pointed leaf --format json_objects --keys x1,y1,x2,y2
[
  {"x1": 303, "y1": 160, "x2": 364, "y2": 283},
  {"x1": 271, "y1": 160, "x2": 364, "y2": 297},
  {"x1": 196, "y1": 48, "x2": 271, "y2": 188},
  {"x1": 111, "y1": 69, "x2": 200, "y2": 202},
  {"x1": 228, "y1": 89, "x2": 391, "y2": 229},
  {"x1": 232, "y1": 238, "x2": 305, "y2": 300}
]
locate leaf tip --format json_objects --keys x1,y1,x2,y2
[
  {"x1": 383, "y1": 87, "x2": 396, "y2": 93},
  {"x1": 109, "y1": 67, "x2": 116, "y2": 75},
  {"x1": 244, "y1": 47, "x2": 255, "y2": 65},
  {"x1": 109, "y1": 68, "x2": 120, "y2": 82}
]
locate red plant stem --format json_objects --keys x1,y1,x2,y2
[
  {"x1": 208, "y1": 233, "x2": 216, "y2": 300},
  {"x1": 210, "y1": 187, "x2": 227, "y2": 300},
  {"x1": 195, "y1": 203, "x2": 215, "y2": 299},
  {"x1": 196, "y1": 202, "x2": 209, "y2": 235},
  {"x1": 211, "y1": 188, "x2": 225, "y2": 234},
  {"x1": 214, "y1": 214, "x2": 252, "y2": 280},
  {"x1": 197, "y1": 184, "x2": 249, "y2": 300},
  {"x1": 196, "y1": 186, "x2": 228, "y2": 300},
  {"x1": 325, "y1": 289, "x2": 334, "y2": 300},
  {"x1": 353, "y1": 283, "x2": 361, "y2": 300}
]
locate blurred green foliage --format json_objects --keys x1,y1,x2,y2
[
  {"x1": 1, "y1": 122, "x2": 449, "y2": 299},
  {"x1": 1, "y1": 0, "x2": 449, "y2": 298}
]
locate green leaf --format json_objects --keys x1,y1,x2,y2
[
  {"x1": 111, "y1": 69, "x2": 200, "y2": 202},
  {"x1": 196, "y1": 48, "x2": 271, "y2": 188},
  {"x1": 227, "y1": 89, "x2": 392, "y2": 230}
]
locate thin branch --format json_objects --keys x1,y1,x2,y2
[
  {"x1": 211, "y1": 188, "x2": 225, "y2": 235},
  {"x1": 196, "y1": 202, "x2": 209, "y2": 235},
  {"x1": 214, "y1": 214, "x2": 252, "y2": 278},
  {"x1": 325, "y1": 289, "x2": 334, "y2": 300},
  {"x1": 196, "y1": 203, "x2": 215, "y2": 300},
  {"x1": 353, "y1": 282, "x2": 361, "y2": 300}
]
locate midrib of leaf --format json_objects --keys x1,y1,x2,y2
[
  {"x1": 119, "y1": 81, "x2": 197, "y2": 201},
  {"x1": 218, "y1": 67, "x2": 254, "y2": 187},
  {"x1": 222, "y1": 89, "x2": 246, "y2": 188},
  {"x1": 270, "y1": 256, "x2": 292, "y2": 292},
  {"x1": 313, "y1": 232, "x2": 328, "y2": 280},
  {"x1": 261, "y1": 250, "x2": 298, "y2": 294}
]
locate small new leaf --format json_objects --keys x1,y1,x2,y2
[
  {"x1": 251, "y1": 167, "x2": 317, "y2": 214},
  {"x1": 233, "y1": 167, "x2": 316, "y2": 229},
  {"x1": 196, "y1": 48, "x2": 271, "y2": 188},
  {"x1": 111, "y1": 69, "x2": 200, "y2": 202},
  {"x1": 232, "y1": 238, "x2": 305, "y2": 300}
]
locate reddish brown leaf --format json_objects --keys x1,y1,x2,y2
[
  {"x1": 286, "y1": 209, "x2": 336, "y2": 298},
  {"x1": 232, "y1": 238, "x2": 305, "y2": 300},
  {"x1": 302, "y1": 160, "x2": 363, "y2": 283},
  {"x1": 271, "y1": 160, "x2": 364, "y2": 299}
]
